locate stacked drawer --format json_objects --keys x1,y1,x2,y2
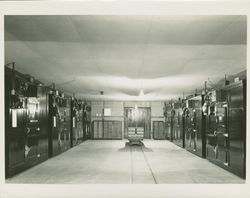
[
  {"x1": 93, "y1": 121, "x2": 103, "y2": 139},
  {"x1": 127, "y1": 127, "x2": 144, "y2": 141}
]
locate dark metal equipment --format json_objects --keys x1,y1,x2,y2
[
  {"x1": 205, "y1": 80, "x2": 246, "y2": 178},
  {"x1": 71, "y1": 99, "x2": 84, "y2": 147},
  {"x1": 172, "y1": 101, "x2": 185, "y2": 148},
  {"x1": 5, "y1": 66, "x2": 49, "y2": 178},
  {"x1": 184, "y1": 95, "x2": 206, "y2": 158},
  {"x1": 163, "y1": 102, "x2": 172, "y2": 141},
  {"x1": 83, "y1": 103, "x2": 91, "y2": 140},
  {"x1": 48, "y1": 92, "x2": 71, "y2": 157}
]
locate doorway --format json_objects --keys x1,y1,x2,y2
[{"x1": 124, "y1": 107, "x2": 151, "y2": 139}]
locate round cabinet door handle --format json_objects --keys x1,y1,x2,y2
[{"x1": 36, "y1": 127, "x2": 40, "y2": 131}]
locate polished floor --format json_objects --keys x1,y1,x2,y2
[{"x1": 6, "y1": 140, "x2": 244, "y2": 184}]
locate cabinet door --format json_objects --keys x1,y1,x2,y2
[
  {"x1": 111, "y1": 121, "x2": 116, "y2": 139},
  {"x1": 216, "y1": 106, "x2": 228, "y2": 165},
  {"x1": 153, "y1": 121, "x2": 158, "y2": 139},
  {"x1": 165, "y1": 112, "x2": 172, "y2": 140},
  {"x1": 228, "y1": 85, "x2": 244, "y2": 174},
  {"x1": 118, "y1": 122, "x2": 122, "y2": 138},
  {"x1": 158, "y1": 122, "x2": 164, "y2": 139},
  {"x1": 108, "y1": 121, "x2": 112, "y2": 139},
  {"x1": 93, "y1": 121, "x2": 97, "y2": 139},
  {"x1": 154, "y1": 121, "x2": 165, "y2": 139},
  {"x1": 103, "y1": 121, "x2": 109, "y2": 139},
  {"x1": 98, "y1": 121, "x2": 103, "y2": 138}
]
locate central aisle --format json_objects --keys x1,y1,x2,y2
[{"x1": 6, "y1": 140, "x2": 244, "y2": 184}]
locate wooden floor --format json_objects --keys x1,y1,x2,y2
[{"x1": 6, "y1": 140, "x2": 244, "y2": 184}]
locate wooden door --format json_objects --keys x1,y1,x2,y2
[
  {"x1": 124, "y1": 107, "x2": 151, "y2": 139},
  {"x1": 153, "y1": 121, "x2": 165, "y2": 139}
]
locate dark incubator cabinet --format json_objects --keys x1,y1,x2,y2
[
  {"x1": 71, "y1": 99, "x2": 84, "y2": 147},
  {"x1": 205, "y1": 80, "x2": 246, "y2": 178},
  {"x1": 48, "y1": 93, "x2": 71, "y2": 157},
  {"x1": 184, "y1": 95, "x2": 206, "y2": 158},
  {"x1": 5, "y1": 66, "x2": 49, "y2": 177},
  {"x1": 172, "y1": 102, "x2": 184, "y2": 148},
  {"x1": 163, "y1": 102, "x2": 172, "y2": 141},
  {"x1": 83, "y1": 103, "x2": 91, "y2": 140}
]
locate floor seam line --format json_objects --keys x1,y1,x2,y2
[
  {"x1": 129, "y1": 145, "x2": 133, "y2": 184},
  {"x1": 141, "y1": 145, "x2": 158, "y2": 184}
]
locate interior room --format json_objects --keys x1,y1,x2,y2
[{"x1": 4, "y1": 15, "x2": 247, "y2": 184}]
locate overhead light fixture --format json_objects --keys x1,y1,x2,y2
[
  {"x1": 139, "y1": 80, "x2": 144, "y2": 97},
  {"x1": 139, "y1": 89, "x2": 144, "y2": 97}
]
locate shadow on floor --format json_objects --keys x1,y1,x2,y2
[{"x1": 118, "y1": 142, "x2": 153, "y2": 152}]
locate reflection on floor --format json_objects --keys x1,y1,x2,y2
[{"x1": 6, "y1": 140, "x2": 245, "y2": 184}]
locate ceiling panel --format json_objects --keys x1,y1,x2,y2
[
  {"x1": 140, "y1": 59, "x2": 187, "y2": 78},
  {"x1": 70, "y1": 15, "x2": 151, "y2": 44},
  {"x1": 87, "y1": 43, "x2": 145, "y2": 60},
  {"x1": 5, "y1": 16, "x2": 48, "y2": 41},
  {"x1": 95, "y1": 59, "x2": 142, "y2": 78},
  {"x1": 5, "y1": 41, "x2": 41, "y2": 61},
  {"x1": 144, "y1": 45, "x2": 203, "y2": 60},
  {"x1": 213, "y1": 20, "x2": 247, "y2": 44},
  {"x1": 44, "y1": 58, "x2": 100, "y2": 77},
  {"x1": 149, "y1": 20, "x2": 229, "y2": 45},
  {"x1": 183, "y1": 59, "x2": 246, "y2": 77},
  {"x1": 199, "y1": 45, "x2": 246, "y2": 60}
]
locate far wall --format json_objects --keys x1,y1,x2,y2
[{"x1": 91, "y1": 100, "x2": 165, "y2": 138}]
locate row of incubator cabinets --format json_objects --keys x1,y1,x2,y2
[
  {"x1": 163, "y1": 80, "x2": 246, "y2": 178},
  {"x1": 5, "y1": 66, "x2": 91, "y2": 178}
]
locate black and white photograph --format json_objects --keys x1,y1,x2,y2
[{"x1": 0, "y1": 1, "x2": 250, "y2": 198}]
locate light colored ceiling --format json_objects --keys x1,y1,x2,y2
[{"x1": 5, "y1": 15, "x2": 247, "y2": 100}]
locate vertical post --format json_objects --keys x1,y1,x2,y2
[
  {"x1": 201, "y1": 94, "x2": 206, "y2": 158},
  {"x1": 11, "y1": 62, "x2": 16, "y2": 95},
  {"x1": 170, "y1": 98, "x2": 173, "y2": 142},
  {"x1": 205, "y1": 81, "x2": 207, "y2": 95},
  {"x1": 225, "y1": 74, "x2": 229, "y2": 85},
  {"x1": 102, "y1": 101, "x2": 104, "y2": 139},
  {"x1": 70, "y1": 94, "x2": 74, "y2": 148}
]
